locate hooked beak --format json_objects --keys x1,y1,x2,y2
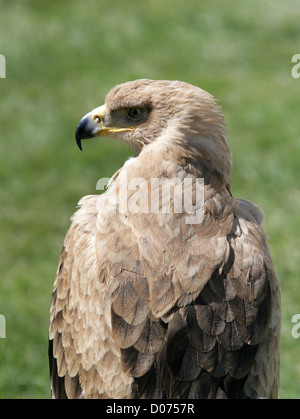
[{"x1": 75, "y1": 104, "x2": 134, "y2": 150}]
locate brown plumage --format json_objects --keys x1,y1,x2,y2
[{"x1": 49, "y1": 79, "x2": 280, "y2": 399}]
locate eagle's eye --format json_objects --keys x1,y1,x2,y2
[{"x1": 127, "y1": 107, "x2": 144, "y2": 121}]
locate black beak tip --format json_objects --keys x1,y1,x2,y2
[
  {"x1": 75, "y1": 115, "x2": 96, "y2": 151},
  {"x1": 75, "y1": 129, "x2": 83, "y2": 151},
  {"x1": 75, "y1": 118, "x2": 87, "y2": 151}
]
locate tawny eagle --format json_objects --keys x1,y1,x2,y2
[{"x1": 49, "y1": 79, "x2": 280, "y2": 399}]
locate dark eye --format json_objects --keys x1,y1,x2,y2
[{"x1": 127, "y1": 107, "x2": 143, "y2": 121}]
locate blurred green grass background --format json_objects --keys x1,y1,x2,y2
[{"x1": 0, "y1": 0, "x2": 300, "y2": 398}]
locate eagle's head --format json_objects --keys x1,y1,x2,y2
[{"x1": 75, "y1": 79, "x2": 232, "y2": 186}]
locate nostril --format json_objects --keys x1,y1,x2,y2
[{"x1": 93, "y1": 116, "x2": 101, "y2": 124}]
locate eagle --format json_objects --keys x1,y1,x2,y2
[{"x1": 49, "y1": 79, "x2": 280, "y2": 399}]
